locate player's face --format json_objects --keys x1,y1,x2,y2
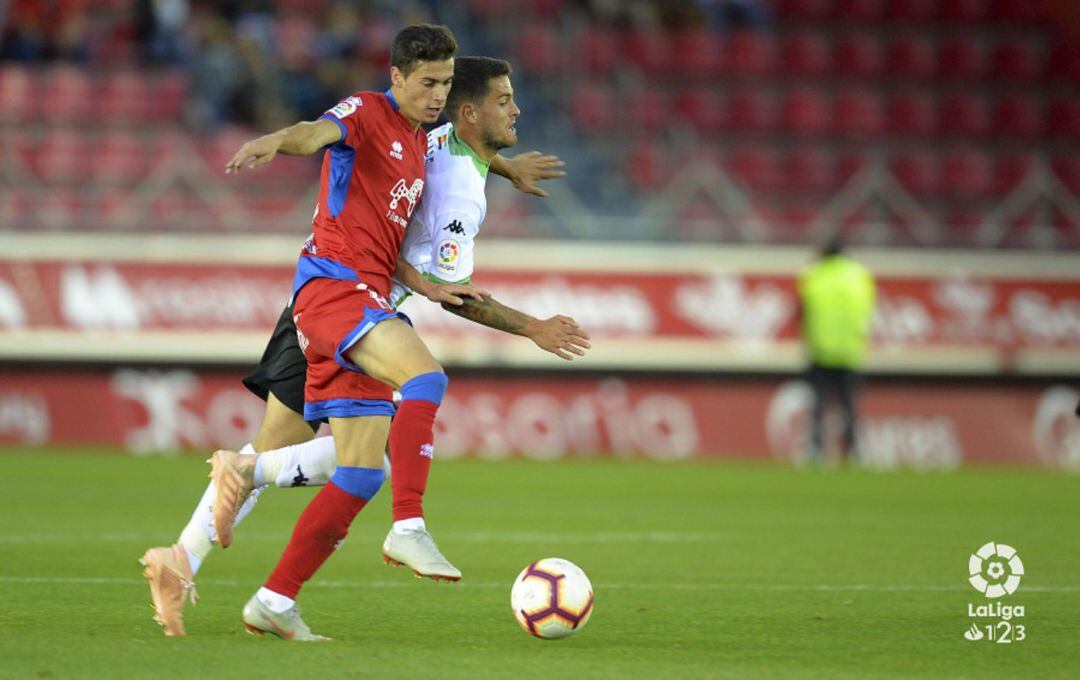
[
  {"x1": 476, "y1": 76, "x2": 520, "y2": 151},
  {"x1": 393, "y1": 59, "x2": 455, "y2": 126}
]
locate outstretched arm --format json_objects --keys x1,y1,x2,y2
[
  {"x1": 393, "y1": 258, "x2": 488, "y2": 307},
  {"x1": 225, "y1": 119, "x2": 342, "y2": 173},
  {"x1": 441, "y1": 296, "x2": 590, "y2": 361},
  {"x1": 490, "y1": 151, "x2": 567, "y2": 197}
]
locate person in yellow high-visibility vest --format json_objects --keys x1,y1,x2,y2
[{"x1": 797, "y1": 238, "x2": 876, "y2": 462}]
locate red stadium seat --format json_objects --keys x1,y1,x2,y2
[
  {"x1": 92, "y1": 130, "x2": 146, "y2": 186},
  {"x1": 886, "y1": 92, "x2": 937, "y2": 137},
  {"x1": 993, "y1": 153, "x2": 1032, "y2": 194},
  {"x1": 784, "y1": 147, "x2": 838, "y2": 191},
  {"x1": 777, "y1": 0, "x2": 832, "y2": 20},
  {"x1": 938, "y1": 93, "x2": 989, "y2": 138},
  {"x1": 990, "y1": 0, "x2": 1042, "y2": 23},
  {"x1": 625, "y1": 85, "x2": 669, "y2": 134},
  {"x1": 34, "y1": 128, "x2": 91, "y2": 185},
  {"x1": 938, "y1": 0, "x2": 988, "y2": 22},
  {"x1": 625, "y1": 141, "x2": 671, "y2": 192},
  {"x1": 1050, "y1": 156, "x2": 1080, "y2": 194},
  {"x1": 782, "y1": 87, "x2": 831, "y2": 136},
  {"x1": 673, "y1": 29, "x2": 723, "y2": 77},
  {"x1": 39, "y1": 67, "x2": 94, "y2": 122},
  {"x1": 886, "y1": 36, "x2": 936, "y2": 79},
  {"x1": 569, "y1": 82, "x2": 615, "y2": 133},
  {"x1": 833, "y1": 0, "x2": 883, "y2": 21},
  {"x1": 836, "y1": 151, "x2": 870, "y2": 184},
  {"x1": 834, "y1": 33, "x2": 884, "y2": 79},
  {"x1": 726, "y1": 30, "x2": 775, "y2": 78},
  {"x1": 152, "y1": 70, "x2": 188, "y2": 120},
  {"x1": 991, "y1": 38, "x2": 1043, "y2": 82},
  {"x1": 518, "y1": 25, "x2": 560, "y2": 75},
  {"x1": 834, "y1": 88, "x2": 884, "y2": 138},
  {"x1": 941, "y1": 148, "x2": 992, "y2": 198},
  {"x1": 577, "y1": 26, "x2": 619, "y2": 75},
  {"x1": 1046, "y1": 99, "x2": 1080, "y2": 139},
  {"x1": 674, "y1": 87, "x2": 725, "y2": 133},
  {"x1": 889, "y1": 150, "x2": 940, "y2": 195},
  {"x1": 990, "y1": 96, "x2": 1043, "y2": 139},
  {"x1": 779, "y1": 31, "x2": 831, "y2": 78},
  {"x1": 1047, "y1": 41, "x2": 1080, "y2": 82},
  {"x1": 936, "y1": 38, "x2": 988, "y2": 81},
  {"x1": 531, "y1": 0, "x2": 565, "y2": 16},
  {"x1": 884, "y1": 0, "x2": 936, "y2": 22},
  {"x1": 98, "y1": 70, "x2": 153, "y2": 122},
  {"x1": 622, "y1": 29, "x2": 672, "y2": 75},
  {"x1": 727, "y1": 146, "x2": 781, "y2": 190},
  {"x1": 727, "y1": 88, "x2": 777, "y2": 132},
  {"x1": 0, "y1": 66, "x2": 35, "y2": 122}
]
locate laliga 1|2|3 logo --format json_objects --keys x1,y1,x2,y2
[{"x1": 964, "y1": 541, "x2": 1026, "y2": 644}]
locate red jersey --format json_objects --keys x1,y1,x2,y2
[{"x1": 293, "y1": 90, "x2": 427, "y2": 298}]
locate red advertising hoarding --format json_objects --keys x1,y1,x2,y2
[{"x1": 1, "y1": 370, "x2": 1076, "y2": 470}]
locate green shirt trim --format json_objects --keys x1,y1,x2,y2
[
  {"x1": 391, "y1": 272, "x2": 472, "y2": 308},
  {"x1": 448, "y1": 129, "x2": 490, "y2": 179}
]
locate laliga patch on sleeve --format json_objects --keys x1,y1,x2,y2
[
  {"x1": 436, "y1": 239, "x2": 461, "y2": 276},
  {"x1": 328, "y1": 95, "x2": 362, "y2": 119}
]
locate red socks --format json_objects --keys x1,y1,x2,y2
[
  {"x1": 264, "y1": 482, "x2": 366, "y2": 599},
  {"x1": 389, "y1": 399, "x2": 438, "y2": 522}
]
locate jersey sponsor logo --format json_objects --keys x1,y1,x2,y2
[
  {"x1": 390, "y1": 140, "x2": 403, "y2": 160},
  {"x1": 328, "y1": 95, "x2": 362, "y2": 119},
  {"x1": 437, "y1": 239, "x2": 460, "y2": 275},
  {"x1": 443, "y1": 219, "x2": 465, "y2": 235},
  {"x1": 388, "y1": 178, "x2": 424, "y2": 217}
]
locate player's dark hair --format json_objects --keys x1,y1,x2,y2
[
  {"x1": 445, "y1": 56, "x2": 513, "y2": 122},
  {"x1": 391, "y1": 24, "x2": 458, "y2": 76}
]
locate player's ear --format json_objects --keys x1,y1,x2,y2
[
  {"x1": 463, "y1": 102, "x2": 478, "y2": 123},
  {"x1": 390, "y1": 66, "x2": 403, "y2": 88}
]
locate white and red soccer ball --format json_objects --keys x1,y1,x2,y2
[{"x1": 510, "y1": 558, "x2": 594, "y2": 639}]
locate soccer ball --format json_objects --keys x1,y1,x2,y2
[{"x1": 510, "y1": 558, "x2": 594, "y2": 639}]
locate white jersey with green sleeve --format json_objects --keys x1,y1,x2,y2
[{"x1": 390, "y1": 122, "x2": 490, "y2": 307}]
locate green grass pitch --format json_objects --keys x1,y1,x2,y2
[{"x1": 0, "y1": 450, "x2": 1076, "y2": 678}]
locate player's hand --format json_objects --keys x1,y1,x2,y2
[
  {"x1": 506, "y1": 151, "x2": 566, "y2": 197},
  {"x1": 425, "y1": 282, "x2": 489, "y2": 306},
  {"x1": 526, "y1": 315, "x2": 591, "y2": 360},
  {"x1": 225, "y1": 135, "x2": 283, "y2": 173}
]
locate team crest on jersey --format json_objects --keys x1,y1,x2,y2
[
  {"x1": 390, "y1": 140, "x2": 403, "y2": 160},
  {"x1": 437, "y1": 239, "x2": 460, "y2": 275},
  {"x1": 328, "y1": 96, "x2": 362, "y2": 119}
]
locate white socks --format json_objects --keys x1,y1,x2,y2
[
  {"x1": 254, "y1": 436, "x2": 339, "y2": 488},
  {"x1": 256, "y1": 587, "x2": 296, "y2": 613},
  {"x1": 177, "y1": 442, "x2": 261, "y2": 575},
  {"x1": 393, "y1": 517, "x2": 426, "y2": 535}
]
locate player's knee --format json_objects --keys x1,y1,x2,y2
[{"x1": 400, "y1": 371, "x2": 448, "y2": 405}]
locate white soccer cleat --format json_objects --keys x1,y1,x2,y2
[
  {"x1": 382, "y1": 528, "x2": 462, "y2": 582},
  {"x1": 208, "y1": 449, "x2": 256, "y2": 549},
  {"x1": 242, "y1": 595, "x2": 329, "y2": 642},
  {"x1": 139, "y1": 544, "x2": 198, "y2": 636}
]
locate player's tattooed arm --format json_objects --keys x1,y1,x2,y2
[
  {"x1": 441, "y1": 297, "x2": 591, "y2": 361},
  {"x1": 393, "y1": 259, "x2": 487, "y2": 307},
  {"x1": 225, "y1": 119, "x2": 342, "y2": 172},
  {"x1": 490, "y1": 151, "x2": 567, "y2": 197}
]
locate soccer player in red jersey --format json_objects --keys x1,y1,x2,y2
[{"x1": 221, "y1": 24, "x2": 459, "y2": 640}]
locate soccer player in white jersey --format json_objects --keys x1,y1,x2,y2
[{"x1": 140, "y1": 56, "x2": 590, "y2": 638}]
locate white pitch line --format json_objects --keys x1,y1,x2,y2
[{"x1": 0, "y1": 576, "x2": 1077, "y2": 593}]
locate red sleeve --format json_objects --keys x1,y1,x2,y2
[{"x1": 319, "y1": 92, "x2": 371, "y2": 148}]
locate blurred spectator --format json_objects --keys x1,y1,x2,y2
[
  {"x1": 797, "y1": 237, "x2": 877, "y2": 464},
  {"x1": 1, "y1": 0, "x2": 89, "y2": 62},
  {"x1": 135, "y1": 0, "x2": 191, "y2": 64},
  {"x1": 189, "y1": 14, "x2": 246, "y2": 129}
]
